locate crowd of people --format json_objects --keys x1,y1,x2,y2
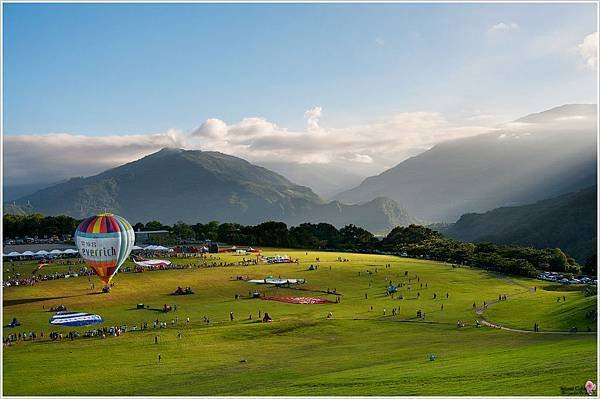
[{"x1": 3, "y1": 267, "x2": 96, "y2": 288}]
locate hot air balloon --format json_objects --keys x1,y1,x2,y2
[{"x1": 75, "y1": 213, "x2": 135, "y2": 292}]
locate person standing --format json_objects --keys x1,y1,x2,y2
[
  {"x1": 230, "y1": 311, "x2": 234, "y2": 321},
  {"x1": 158, "y1": 353, "x2": 161, "y2": 365}
]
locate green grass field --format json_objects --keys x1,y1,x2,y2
[{"x1": 2, "y1": 249, "x2": 597, "y2": 396}]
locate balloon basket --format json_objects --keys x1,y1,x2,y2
[{"x1": 102, "y1": 286, "x2": 111, "y2": 293}]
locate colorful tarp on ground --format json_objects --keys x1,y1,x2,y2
[
  {"x1": 133, "y1": 259, "x2": 172, "y2": 267},
  {"x1": 247, "y1": 278, "x2": 305, "y2": 285},
  {"x1": 261, "y1": 296, "x2": 333, "y2": 304},
  {"x1": 49, "y1": 311, "x2": 104, "y2": 326}
]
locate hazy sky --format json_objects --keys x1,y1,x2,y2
[{"x1": 3, "y1": 3, "x2": 598, "y2": 185}]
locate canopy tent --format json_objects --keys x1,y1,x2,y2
[
  {"x1": 49, "y1": 249, "x2": 64, "y2": 254},
  {"x1": 20, "y1": 251, "x2": 36, "y2": 256},
  {"x1": 35, "y1": 250, "x2": 50, "y2": 255},
  {"x1": 62, "y1": 249, "x2": 79, "y2": 254},
  {"x1": 5, "y1": 252, "x2": 23, "y2": 257},
  {"x1": 143, "y1": 245, "x2": 171, "y2": 251},
  {"x1": 131, "y1": 245, "x2": 143, "y2": 250}
]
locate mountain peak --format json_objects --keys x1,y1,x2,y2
[
  {"x1": 515, "y1": 104, "x2": 596, "y2": 124},
  {"x1": 5, "y1": 149, "x2": 412, "y2": 231}
]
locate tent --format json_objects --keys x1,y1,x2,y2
[
  {"x1": 5, "y1": 252, "x2": 21, "y2": 257},
  {"x1": 21, "y1": 251, "x2": 35, "y2": 256},
  {"x1": 144, "y1": 245, "x2": 170, "y2": 251},
  {"x1": 49, "y1": 249, "x2": 64, "y2": 254},
  {"x1": 131, "y1": 245, "x2": 143, "y2": 250},
  {"x1": 62, "y1": 249, "x2": 78, "y2": 254},
  {"x1": 35, "y1": 250, "x2": 50, "y2": 255}
]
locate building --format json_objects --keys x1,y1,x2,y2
[{"x1": 134, "y1": 230, "x2": 170, "y2": 245}]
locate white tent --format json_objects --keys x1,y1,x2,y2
[
  {"x1": 35, "y1": 250, "x2": 50, "y2": 255},
  {"x1": 49, "y1": 249, "x2": 64, "y2": 254},
  {"x1": 131, "y1": 245, "x2": 143, "y2": 250},
  {"x1": 6, "y1": 252, "x2": 21, "y2": 257},
  {"x1": 143, "y1": 245, "x2": 170, "y2": 251},
  {"x1": 62, "y1": 249, "x2": 78, "y2": 254},
  {"x1": 21, "y1": 251, "x2": 35, "y2": 256}
]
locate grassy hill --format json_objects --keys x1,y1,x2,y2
[
  {"x1": 444, "y1": 186, "x2": 597, "y2": 263},
  {"x1": 3, "y1": 250, "x2": 596, "y2": 396}
]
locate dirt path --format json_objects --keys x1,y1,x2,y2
[{"x1": 475, "y1": 278, "x2": 595, "y2": 335}]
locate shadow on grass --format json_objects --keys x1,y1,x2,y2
[
  {"x1": 126, "y1": 306, "x2": 170, "y2": 313},
  {"x1": 4, "y1": 292, "x2": 101, "y2": 307}
]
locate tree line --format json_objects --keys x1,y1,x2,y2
[{"x1": 4, "y1": 214, "x2": 591, "y2": 276}]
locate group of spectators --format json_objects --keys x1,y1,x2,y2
[
  {"x1": 3, "y1": 331, "x2": 40, "y2": 346},
  {"x1": 3, "y1": 267, "x2": 96, "y2": 288},
  {"x1": 3, "y1": 319, "x2": 182, "y2": 347}
]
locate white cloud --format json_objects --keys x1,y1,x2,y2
[
  {"x1": 304, "y1": 106, "x2": 322, "y2": 131},
  {"x1": 4, "y1": 108, "x2": 500, "y2": 187},
  {"x1": 555, "y1": 115, "x2": 587, "y2": 121},
  {"x1": 488, "y1": 22, "x2": 518, "y2": 33},
  {"x1": 189, "y1": 108, "x2": 492, "y2": 176},
  {"x1": 578, "y1": 32, "x2": 598, "y2": 69},
  {"x1": 4, "y1": 130, "x2": 184, "y2": 185},
  {"x1": 344, "y1": 153, "x2": 373, "y2": 164}
]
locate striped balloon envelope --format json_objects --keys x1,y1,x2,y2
[
  {"x1": 50, "y1": 311, "x2": 104, "y2": 327},
  {"x1": 74, "y1": 213, "x2": 135, "y2": 290}
]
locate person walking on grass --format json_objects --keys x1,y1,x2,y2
[{"x1": 158, "y1": 353, "x2": 161, "y2": 365}]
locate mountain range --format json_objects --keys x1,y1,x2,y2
[
  {"x1": 441, "y1": 186, "x2": 597, "y2": 263},
  {"x1": 334, "y1": 104, "x2": 597, "y2": 222},
  {"x1": 4, "y1": 104, "x2": 597, "y2": 250},
  {"x1": 4, "y1": 148, "x2": 414, "y2": 231}
]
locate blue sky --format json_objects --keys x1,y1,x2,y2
[
  {"x1": 3, "y1": 3, "x2": 597, "y2": 135},
  {"x1": 2, "y1": 3, "x2": 598, "y2": 186}
]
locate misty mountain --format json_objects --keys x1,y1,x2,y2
[
  {"x1": 442, "y1": 186, "x2": 597, "y2": 263},
  {"x1": 256, "y1": 161, "x2": 366, "y2": 199},
  {"x1": 334, "y1": 104, "x2": 597, "y2": 222},
  {"x1": 4, "y1": 148, "x2": 414, "y2": 231},
  {"x1": 3, "y1": 182, "x2": 59, "y2": 202}
]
